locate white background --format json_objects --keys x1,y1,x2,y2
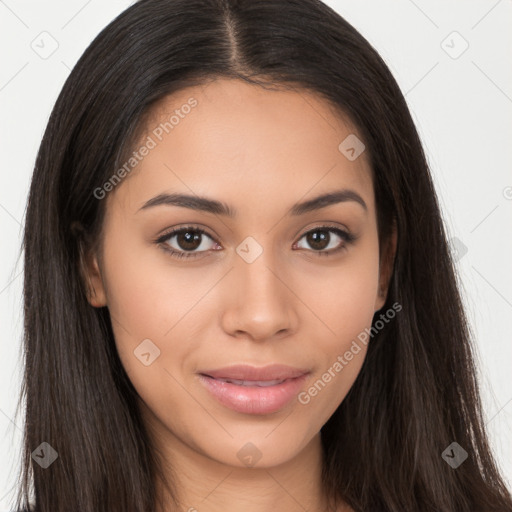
[{"x1": 1, "y1": 0, "x2": 511, "y2": 509}]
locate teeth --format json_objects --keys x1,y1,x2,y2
[{"x1": 216, "y1": 378, "x2": 286, "y2": 387}]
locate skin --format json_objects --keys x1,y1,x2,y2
[{"x1": 83, "y1": 78, "x2": 396, "y2": 512}]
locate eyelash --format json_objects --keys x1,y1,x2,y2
[{"x1": 155, "y1": 224, "x2": 357, "y2": 260}]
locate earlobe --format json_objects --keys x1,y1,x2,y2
[
  {"x1": 374, "y1": 224, "x2": 397, "y2": 312},
  {"x1": 374, "y1": 286, "x2": 386, "y2": 312},
  {"x1": 74, "y1": 225, "x2": 107, "y2": 308},
  {"x1": 83, "y1": 252, "x2": 107, "y2": 308}
]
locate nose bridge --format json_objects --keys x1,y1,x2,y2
[
  {"x1": 222, "y1": 236, "x2": 297, "y2": 339},
  {"x1": 238, "y1": 252, "x2": 280, "y2": 298}
]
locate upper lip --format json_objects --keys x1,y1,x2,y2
[{"x1": 200, "y1": 364, "x2": 310, "y2": 381}]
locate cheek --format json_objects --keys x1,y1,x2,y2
[
  {"x1": 100, "y1": 239, "x2": 209, "y2": 433},
  {"x1": 102, "y1": 226, "x2": 214, "y2": 339},
  {"x1": 100, "y1": 230, "x2": 236, "y2": 426},
  {"x1": 291, "y1": 237, "x2": 380, "y2": 417},
  {"x1": 297, "y1": 234, "x2": 381, "y2": 342}
]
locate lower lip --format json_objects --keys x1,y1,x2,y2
[{"x1": 198, "y1": 373, "x2": 309, "y2": 415}]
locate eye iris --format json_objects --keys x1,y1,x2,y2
[
  {"x1": 177, "y1": 230, "x2": 202, "y2": 251},
  {"x1": 307, "y1": 230, "x2": 330, "y2": 250}
]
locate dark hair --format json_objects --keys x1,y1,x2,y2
[{"x1": 15, "y1": 0, "x2": 512, "y2": 511}]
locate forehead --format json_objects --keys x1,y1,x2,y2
[{"x1": 107, "y1": 78, "x2": 374, "y2": 217}]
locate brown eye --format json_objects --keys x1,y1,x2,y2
[
  {"x1": 174, "y1": 229, "x2": 204, "y2": 251},
  {"x1": 295, "y1": 226, "x2": 355, "y2": 255},
  {"x1": 305, "y1": 229, "x2": 330, "y2": 250},
  {"x1": 156, "y1": 226, "x2": 218, "y2": 259}
]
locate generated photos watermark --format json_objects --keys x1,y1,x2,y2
[
  {"x1": 298, "y1": 301, "x2": 402, "y2": 405},
  {"x1": 93, "y1": 97, "x2": 198, "y2": 200}
]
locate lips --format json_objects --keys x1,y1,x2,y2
[
  {"x1": 197, "y1": 364, "x2": 310, "y2": 414},
  {"x1": 200, "y1": 364, "x2": 309, "y2": 381},
  {"x1": 211, "y1": 378, "x2": 286, "y2": 387}
]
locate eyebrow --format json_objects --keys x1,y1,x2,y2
[{"x1": 137, "y1": 188, "x2": 367, "y2": 217}]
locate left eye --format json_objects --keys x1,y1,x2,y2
[
  {"x1": 294, "y1": 227, "x2": 355, "y2": 255},
  {"x1": 156, "y1": 225, "x2": 355, "y2": 260}
]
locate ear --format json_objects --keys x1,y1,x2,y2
[
  {"x1": 374, "y1": 222, "x2": 397, "y2": 312},
  {"x1": 73, "y1": 222, "x2": 108, "y2": 308},
  {"x1": 81, "y1": 249, "x2": 108, "y2": 308}
]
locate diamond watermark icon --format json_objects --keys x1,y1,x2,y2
[
  {"x1": 32, "y1": 442, "x2": 58, "y2": 469},
  {"x1": 30, "y1": 31, "x2": 59, "y2": 59},
  {"x1": 338, "y1": 134, "x2": 365, "y2": 161},
  {"x1": 442, "y1": 442, "x2": 468, "y2": 468},
  {"x1": 134, "y1": 338, "x2": 161, "y2": 366},
  {"x1": 237, "y1": 442, "x2": 262, "y2": 467},
  {"x1": 236, "y1": 236, "x2": 263, "y2": 264},
  {"x1": 441, "y1": 31, "x2": 469, "y2": 60},
  {"x1": 449, "y1": 237, "x2": 468, "y2": 262}
]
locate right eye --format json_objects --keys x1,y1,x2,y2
[{"x1": 155, "y1": 226, "x2": 220, "y2": 259}]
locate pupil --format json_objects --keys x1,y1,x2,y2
[
  {"x1": 308, "y1": 230, "x2": 329, "y2": 250},
  {"x1": 178, "y1": 231, "x2": 201, "y2": 250}
]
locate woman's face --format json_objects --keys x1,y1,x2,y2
[{"x1": 85, "y1": 78, "x2": 392, "y2": 468}]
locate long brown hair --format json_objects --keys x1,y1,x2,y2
[{"x1": 16, "y1": 0, "x2": 512, "y2": 510}]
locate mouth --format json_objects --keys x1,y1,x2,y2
[
  {"x1": 205, "y1": 377, "x2": 289, "y2": 387},
  {"x1": 197, "y1": 364, "x2": 310, "y2": 415}
]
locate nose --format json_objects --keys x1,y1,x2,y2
[{"x1": 220, "y1": 251, "x2": 299, "y2": 342}]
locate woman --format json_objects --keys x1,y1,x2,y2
[{"x1": 15, "y1": 0, "x2": 512, "y2": 511}]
